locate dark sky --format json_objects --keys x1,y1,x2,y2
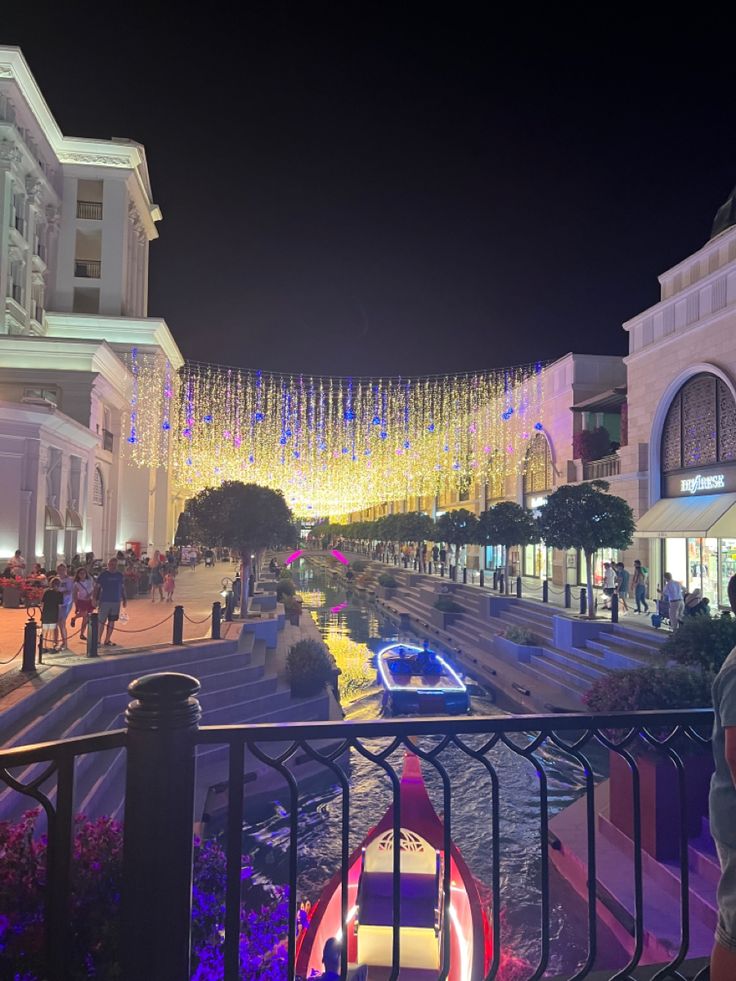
[{"x1": 5, "y1": 8, "x2": 735, "y2": 376}]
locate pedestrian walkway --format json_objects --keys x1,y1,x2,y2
[{"x1": 0, "y1": 561, "x2": 239, "y2": 698}]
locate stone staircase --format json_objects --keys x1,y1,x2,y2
[{"x1": 0, "y1": 619, "x2": 335, "y2": 826}]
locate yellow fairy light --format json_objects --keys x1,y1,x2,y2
[{"x1": 123, "y1": 359, "x2": 546, "y2": 517}]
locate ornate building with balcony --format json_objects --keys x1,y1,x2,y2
[{"x1": 0, "y1": 47, "x2": 183, "y2": 567}]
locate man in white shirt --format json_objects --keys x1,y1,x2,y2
[
  {"x1": 662, "y1": 571, "x2": 684, "y2": 629},
  {"x1": 602, "y1": 561, "x2": 616, "y2": 609}
]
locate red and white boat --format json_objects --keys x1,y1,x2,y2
[{"x1": 295, "y1": 754, "x2": 491, "y2": 980}]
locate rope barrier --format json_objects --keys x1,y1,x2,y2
[
  {"x1": 115, "y1": 613, "x2": 175, "y2": 634},
  {"x1": 0, "y1": 644, "x2": 23, "y2": 665},
  {"x1": 183, "y1": 613, "x2": 211, "y2": 625}
]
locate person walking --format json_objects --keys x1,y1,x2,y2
[
  {"x1": 56, "y1": 563, "x2": 74, "y2": 651},
  {"x1": 708, "y1": 642, "x2": 736, "y2": 980},
  {"x1": 615, "y1": 562, "x2": 630, "y2": 613},
  {"x1": 71, "y1": 567, "x2": 95, "y2": 641},
  {"x1": 40, "y1": 577, "x2": 63, "y2": 654},
  {"x1": 602, "y1": 562, "x2": 616, "y2": 610},
  {"x1": 94, "y1": 557, "x2": 127, "y2": 647},
  {"x1": 662, "y1": 571, "x2": 684, "y2": 630},
  {"x1": 632, "y1": 560, "x2": 649, "y2": 614},
  {"x1": 150, "y1": 561, "x2": 165, "y2": 602}
]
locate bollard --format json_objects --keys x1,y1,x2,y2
[
  {"x1": 172, "y1": 605, "x2": 184, "y2": 645},
  {"x1": 225, "y1": 591, "x2": 234, "y2": 621},
  {"x1": 122, "y1": 673, "x2": 201, "y2": 981},
  {"x1": 480, "y1": 570, "x2": 485, "y2": 588},
  {"x1": 86, "y1": 612, "x2": 99, "y2": 658},
  {"x1": 516, "y1": 576, "x2": 522, "y2": 599},
  {"x1": 492, "y1": 570, "x2": 498, "y2": 590},
  {"x1": 611, "y1": 593, "x2": 619, "y2": 623},
  {"x1": 462, "y1": 567, "x2": 467, "y2": 585},
  {"x1": 542, "y1": 579, "x2": 549, "y2": 603},
  {"x1": 564, "y1": 583, "x2": 572, "y2": 609},
  {"x1": 440, "y1": 564, "x2": 445, "y2": 578},
  {"x1": 428, "y1": 561, "x2": 433, "y2": 575},
  {"x1": 498, "y1": 572, "x2": 505, "y2": 594},
  {"x1": 580, "y1": 587, "x2": 587, "y2": 616},
  {"x1": 211, "y1": 601, "x2": 221, "y2": 639},
  {"x1": 22, "y1": 617, "x2": 37, "y2": 673}
]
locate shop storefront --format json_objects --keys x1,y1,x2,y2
[{"x1": 637, "y1": 372, "x2": 736, "y2": 608}]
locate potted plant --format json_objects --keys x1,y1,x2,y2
[
  {"x1": 286, "y1": 638, "x2": 335, "y2": 697},
  {"x1": 276, "y1": 577, "x2": 296, "y2": 602},
  {"x1": 431, "y1": 593, "x2": 464, "y2": 629},
  {"x1": 283, "y1": 593, "x2": 303, "y2": 626},
  {"x1": 377, "y1": 572, "x2": 398, "y2": 599},
  {"x1": 584, "y1": 665, "x2": 712, "y2": 860}
]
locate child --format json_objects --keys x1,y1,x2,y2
[
  {"x1": 164, "y1": 569, "x2": 175, "y2": 602},
  {"x1": 41, "y1": 577, "x2": 63, "y2": 653}
]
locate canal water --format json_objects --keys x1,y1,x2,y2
[{"x1": 242, "y1": 559, "x2": 611, "y2": 977}]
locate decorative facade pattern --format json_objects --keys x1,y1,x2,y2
[
  {"x1": 523, "y1": 432, "x2": 553, "y2": 494},
  {"x1": 661, "y1": 372, "x2": 736, "y2": 472}
]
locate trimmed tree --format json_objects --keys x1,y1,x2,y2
[
  {"x1": 479, "y1": 501, "x2": 539, "y2": 594},
  {"x1": 435, "y1": 508, "x2": 479, "y2": 580},
  {"x1": 537, "y1": 480, "x2": 634, "y2": 619},
  {"x1": 184, "y1": 481, "x2": 295, "y2": 584}
]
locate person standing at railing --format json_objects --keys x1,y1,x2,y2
[
  {"x1": 632, "y1": 560, "x2": 649, "y2": 614},
  {"x1": 709, "y1": 643, "x2": 736, "y2": 979}
]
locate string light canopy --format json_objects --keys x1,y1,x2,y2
[{"x1": 124, "y1": 353, "x2": 546, "y2": 518}]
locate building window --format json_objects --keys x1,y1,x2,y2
[
  {"x1": 22, "y1": 387, "x2": 58, "y2": 406},
  {"x1": 661, "y1": 373, "x2": 736, "y2": 473},
  {"x1": 93, "y1": 468, "x2": 104, "y2": 506},
  {"x1": 523, "y1": 432, "x2": 553, "y2": 494}
]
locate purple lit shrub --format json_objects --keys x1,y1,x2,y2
[{"x1": 0, "y1": 812, "x2": 288, "y2": 980}]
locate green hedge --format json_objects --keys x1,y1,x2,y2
[
  {"x1": 659, "y1": 615, "x2": 736, "y2": 675},
  {"x1": 584, "y1": 665, "x2": 712, "y2": 713},
  {"x1": 286, "y1": 639, "x2": 334, "y2": 697}
]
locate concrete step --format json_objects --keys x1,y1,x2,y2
[
  {"x1": 541, "y1": 645, "x2": 608, "y2": 680},
  {"x1": 499, "y1": 610, "x2": 554, "y2": 640},
  {"x1": 584, "y1": 638, "x2": 652, "y2": 669},
  {"x1": 529, "y1": 652, "x2": 592, "y2": 693}
]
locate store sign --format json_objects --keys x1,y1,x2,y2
[
  {"x1": 664, "y1": 464, "x2": 736, "y2": 498},
  {"x1": 680, "y1": 473, "x2": 726, "y2": 494}
]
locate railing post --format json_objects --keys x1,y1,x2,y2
[
  {"x1": 22, "y1": 616, "x2": 37, "y2": 672},
  {"x1": 542, "y1": 579, "x2": 549, "y2": 603},
  {"x1": 564, "y1": 583, "x2": 572, "y2": 608},
  {"x1": 172, "y1": 605, "x2": 184, "y2": 645},
  {"x1": 498, "y1": 572, "x2": 504, "y2": 594},
  {"x1": 611, "y1": 593, "x2": 619, "y2": 623},
  {"x1": 211, "y1": 601, "x2": 221, "y2": 639},
  {"x1": 225, "y1": 591, "x2": 234, "y2": 621},
  {"x1": 86, "y1": 612, "x2": 99, "y2": 658},
  {"x1": 516, "y1": 576, "x2": 522, "y2": 599},
  {"x1": 440, "y1": 563, "x2": 445, "y2": 578},
  {"x1": 579, "y1": 587, "x2": 587, "y2": 616},
  {"x1": 462, "y1": 567, "x2": 467, "y2": 585},
  {"x1": 492, "y1": 570, "x2": 498, "y2": 590},
  {"x1": 122, "y1": 673, "x2": 201, "y2": 981},
  {"x1": 479, "y1": 570, "x2": 484, "y2": 588}
]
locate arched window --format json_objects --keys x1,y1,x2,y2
[
  {"x1": 93, "y1": 467, "x2": 104, "y2": 506},
  {"x1": 661, "y1": 373, "x2": 736, "y2": 473},
  {"x1": 523, "y1": 433, "x2": 553, "y2": 494}
]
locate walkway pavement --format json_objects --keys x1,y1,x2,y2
[{"x1": 0, "y1": 561, "x2": 239, "y2": 706}]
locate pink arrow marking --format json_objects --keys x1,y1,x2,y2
[
  {"x1": 330, "y1": 602, "x2": 348, "y2": 613},
  {"x1": 283, "y1": 549, "x2": 304, "y2": 565},
  {"x1": 331, "y1": 549, "x2": 349, "y2": 565}
]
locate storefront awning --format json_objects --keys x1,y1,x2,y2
[
  {"x1": 44, "y1": 505, "x2": 65, "y2": 530},
  {"x1": 65, "y1": 508, "x2": 83, "y2": 530},
  {"x1": 636, "y1": 493, "x2": 736, "y2": 538}
]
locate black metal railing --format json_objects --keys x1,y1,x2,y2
[
  {"x1": 74, "y1": 258, "x2": 101, "y2": 278},
  {"x1": 0, "y1": 676, "x2": 715, "y2": 981},
  {"x1": 77, "y1": 200, "x2": 103, "y2": 220}
]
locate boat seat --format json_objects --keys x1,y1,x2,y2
[{"x1": 359, "y1": 872, "x2": 437, "y2": 928}]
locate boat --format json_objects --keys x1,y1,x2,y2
[
  {"x1": 295, "y1": 754, "x2": 491, "y2": 980},
  {"x1": 377, "y1": 642, "x2": 470, "y2": 715}
]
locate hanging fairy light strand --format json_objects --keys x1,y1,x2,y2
[{"x1": 123, "y1": 358, "x2": 547, "y2": 517}]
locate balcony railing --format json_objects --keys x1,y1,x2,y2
[
  {"x1": 10, "y1": 283, "x2": 22, "y2": 304},
  {"x1": 0, "y1": 672, "x2": 714, "y2": 981},
  {"x1": 76, "y1": 200, "x2": 103, "y2": 220},
  {"x1": 74, "y1": 259, "x2": 101, "y2": 279},
  {"x1": 583, "y1": 453, "x2": 621, "y2": 480},
  {"x1": 102, "y1": 428, "x2": 114, "y2": 452},
  {"x1": 33, "y1": 238, "x2": 46, "y2": 262},
  {"x1": 31, "y1": 302, "x2": 43, "y2": 323}
]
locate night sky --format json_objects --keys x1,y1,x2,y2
[{"x1": 5, "y1": 9, "x2": 735, "y2": 376}]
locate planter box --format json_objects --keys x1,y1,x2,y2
[
  {"x1": 2, "y1": 584, "x2": 21, "y2": 608},
  {"x1": 493, "y1": 635, "x2": 543, "y2": 664},
  {"x1": 609, "y1": 748, "x2": 714, "y2": 861},
  {"x1": 429, "y1": 607, "x2": 461, "y2": 630},
  {"x1": 377, "y1": 586, "x2": 397, "y2": 599}
]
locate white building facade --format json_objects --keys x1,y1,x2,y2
[{"x1": 0, "y1": 46, "x2": 183, "y2": 568}]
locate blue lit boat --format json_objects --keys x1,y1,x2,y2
[{"x1": 377, "y1": 642, "x2": 469, "y2": 715}]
